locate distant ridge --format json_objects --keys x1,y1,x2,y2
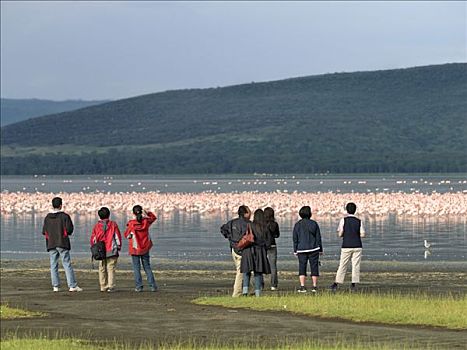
[
  {"x1": 1, "y1": 63, "x2": 466, "y2": 174},
  {"x1": 0, "y1": 98, "x2": 110, "y2": 126}
]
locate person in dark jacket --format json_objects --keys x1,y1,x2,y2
[
  {"x1": 293, "y1": 206, "x2": 323, "y2": 293},
  {"x1": 42, "y1": 197, "x2": 82, "y2": 292},
  {"x1": 330, "y1": 202, "x2": 366, "y2": 292},
  {"x1": 90, "y1": 207, "x2": 122, "y2": 292},
  {"x1": 264, "y1": 207, "x2": 280, "y2": 291},
  {"x1": 220, "y1": 205, "x2": 251, "y2": 297},
  {"x1": 240, "y1": 209, "x2": 271, "y2": 297}
]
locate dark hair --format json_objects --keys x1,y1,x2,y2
[
  {"x1": 264, "y1": 207, "x2": 275, "y2": 223},
  {"x1": 133, "y1": 205, "x2": 143, "y2": 223},
  {"x1": 238, "y1": 205, "x2": 249, "y2": 218},
  {"x1": 252, "y1": 209, "x2": 267, "y2": 240},
  {"x1": 299, "y1": 206, "x2": 312, "y2": 219},
  {"x1": 52, "y1": 197, "x2": 62, "y2": 209},
  {"x1": 98, "y1": 207, "x2": 110, "y2": 220},
  {"x1": 346, "y1": 202, "x2": 357, "y2": 215}
]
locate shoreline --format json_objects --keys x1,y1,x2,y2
[{"x1": 2, "y1": 257, "x2": 467, "y2": 273}]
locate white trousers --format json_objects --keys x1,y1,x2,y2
[{"x1": 335, "y1": 248, "x2": 363, "y2": 284}]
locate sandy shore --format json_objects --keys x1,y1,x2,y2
[{"x1": 1, "y1": 259, "x2": 466, "y2": 348}]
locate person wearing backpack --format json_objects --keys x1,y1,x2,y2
[
  {"x1": 90, "y1": 207, "x2": 122, "y2": 292},
  {"x1": 124, "y1": 205, "x2": 158, "y2": 292}
]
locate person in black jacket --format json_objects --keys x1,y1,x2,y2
[
  {"x1": 293, "y1": 206, "x2": 323, "y2": 293},
  {"x1": 264, "y1": 207, "x2": 280, "y2": 291},
  {"x1": 220, "y1": 205, "x2": 251, "y2": 297},
  {"x1": 42, "y1": 197, "x2": 82, "y2": 292},
  {"x1": 240, "y1": 209, "x2": 271, "y2": 297}
]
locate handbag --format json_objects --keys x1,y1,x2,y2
[{"x1": 236, "y1": 224, "x2": 254, "y2": 250}]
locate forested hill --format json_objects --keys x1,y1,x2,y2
[
  {"x1": 1, "y1": 63, "x2": 466, "y2": 174},
  {"x1": 0, "y1": 98, "x2": 110, "y2": 126}
]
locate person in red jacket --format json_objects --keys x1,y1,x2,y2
[
  {"x1": 124, "y1": 205, "x2": 158, "y2": 292},
  {"x1": 90, "y1": 207, "x2": 122, "y2": 292}
]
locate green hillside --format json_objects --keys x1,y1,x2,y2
[
  {"x1": 0, "y1": 98, "x2": 110, "y2": 126},
  {"x1": 1, "y1": 63, "x2": 466, "y2": 174}
]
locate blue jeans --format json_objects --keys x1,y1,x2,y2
[
  {"x1": 49, "y1": 247, "x2": 77, "y2": 288},
  {"x1": 243, "y1": 272, "x2": 263, "y2": 297},
  {"x1": 131, "y1": 253, "x2": 157, "y2": 290}
]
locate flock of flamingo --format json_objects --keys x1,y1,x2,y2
[{"x1": 1, "y1": 190, "x2": 466, "y2": 217}]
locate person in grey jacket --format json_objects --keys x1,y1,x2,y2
[
  {"x1": 220, "y1": 205, "x2": 251, "y2": 297},
  {"x1": 293, "y1": 206, "x2": 323, "y2": 293}
]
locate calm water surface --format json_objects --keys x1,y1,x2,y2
[{"x1": 1, "y1": 175, "x2": 466, "y2": 263}]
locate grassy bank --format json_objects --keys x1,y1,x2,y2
[
  {"x1": 0, "y1": 337, "x2": 443, "y2": 350},
  {"x1": 194, "y1": 292, "x2": 467, "y2": 330},
  {"x1": 0, "y1": 305, "x2": 45, "y2": 320}
]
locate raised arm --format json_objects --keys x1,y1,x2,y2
[{"x1": 146, "y1": 211, "x2": 157, "y2": 225}]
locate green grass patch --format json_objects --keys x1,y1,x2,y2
[
  {"x1": 0, "y1": 337, "x2": 441, "y2": 350},
  {"x1": 194, "y1": 292, "x2": 467, "y2": 330},
  {"x1": 0, "y1": 338, "x2": 98, "y2": 350},
  {"x1": 0, "y1": 304, "x2": 46, "y2": 319}
]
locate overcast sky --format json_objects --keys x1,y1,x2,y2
[{"x1": 1, "y1": 1, "x2": 466, "y2": 100}]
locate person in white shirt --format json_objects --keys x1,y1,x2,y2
[{"x1": 330, "y1": 202, "x2": 365, "y2": 292}]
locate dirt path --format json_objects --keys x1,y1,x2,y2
[{"x1": 1, "y1": 268, "x2": 466, "y2": 348}]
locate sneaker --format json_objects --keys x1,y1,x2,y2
[
  {"x1": 69, "y1": 286, "x2": 83, "y2": 292},
  {"x1": 297, "y1": 286, "x2": 307, "y2": 293},
  {"x1": 107, "y1": 288, "x2": 115, "y2": 293},
  {"x1": 150, "y1": 287, "x2": 158, "y2": 292},
  {"x1": 53, "y1": 287, "x2": 60, "y2": 292},
  {"x1": 329, "y1": 283, "x2": 338, "y2": 293},
  {"x1": 310, "y1": 286, "x2": 318, "y2": 293},
  {"x1": 270, "y1": 286, "x2": 278, "y2": 291},
  {"x1": 350, "y1": 284, "x2": 358, "y2": 292},
  {"x1": 135, "y1": 287, "x2": 143, "y2": 292}
]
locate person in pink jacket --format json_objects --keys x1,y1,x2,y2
[
  {"x1": 124, "y1": 205, "x2": 158, "y2": 292},
  {"x1": 90, "y1": 207, "x2": 122, "y2": 292}
]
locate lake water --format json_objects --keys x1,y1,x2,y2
[{"x1": 1, "y1": 174, "x2": 466, "y2": 263}]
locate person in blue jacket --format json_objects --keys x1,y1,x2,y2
[{"x1": 293, "y1": 206, "x2": 323, "y2": 293}]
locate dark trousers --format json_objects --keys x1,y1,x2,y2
[
  {"x1": 267, "y1": 247, "x2": 278, "y2": 288},
  {"x1": 298, "y1": 251, "x2": 320, "y2": 276}
]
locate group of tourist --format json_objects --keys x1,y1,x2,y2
[
  {"x1": 42, "y1": 197, "x2": 157, "y2": 292},
  {"x1": 41, "y1": 197, "x2": 365, "y2": 296},
  {"x1": 221, "y1": 203, "x2": 365, "y2": 296}
]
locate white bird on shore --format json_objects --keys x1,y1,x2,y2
[
  {"x1": 424, "y1": 250, "x2": 431, "y2": 260},
  {"x1": 424, "y1": 240, "x2": 432, "y2": 249}
]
